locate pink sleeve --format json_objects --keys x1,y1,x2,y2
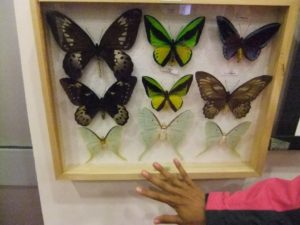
[{"x1": 206, "y1": 175, "x2": 300, "y2": 211}]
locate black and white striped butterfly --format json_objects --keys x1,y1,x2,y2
[
  {"x1": 46, "y1": 9, "x2": 142, "y2": 79},
  {"x1": 60, "y1": 76, "x2": 137, "y2": 126}
]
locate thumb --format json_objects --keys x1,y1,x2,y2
[{"x1": 154, "y1": 214, "x2": 184, "y2": 224}]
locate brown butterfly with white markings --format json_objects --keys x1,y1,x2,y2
[
  {"x1": 195, "y1": 71, "x2": 272, "y2": 119},
  {"x1": 46, "y1": 9, "x2": 142, "y2": 79}
]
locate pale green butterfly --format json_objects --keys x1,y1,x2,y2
[
  {"x1": 138, "y1": 107, "x2": 194, "y2": 160},
  {"x1": 197, "y1": 121, "x2": 251, "y2": 157},
  {"x1": 79, "y1": 126, "x2": 126, "y2": 162}
]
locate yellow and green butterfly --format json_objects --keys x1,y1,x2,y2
[
  {"x1": 142, "y1": 74, "x2": 193, "y2": 112},
  {"x1": 144, "y1": 15, "x2": 205, "y2": 67}
]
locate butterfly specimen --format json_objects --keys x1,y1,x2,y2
[
  {"x1": 60, "y1": 76, "x2": 137, "y2": 126},
  {"x1": 79, "y1": 126, "x2": 126, "y2": 162},
  {"x1": 216, "y1": 16, "x2": 280, "y2": 62},
  {"x1": 46, "y1": 9, "x2": 142, "y2": 79},
  {"x1": 138, "y1": 108, "x2": 193, "y2": 160},
  {"x1": 197, "y1": 121, "x2": 251, "y2": 156},
  {"x1": 142, "y1": 74, "x2": 193, "y2": 112},
  {"x1": 144, "y1": 15, "x2": 205, "y2": 67},
  {"x1": 195, "y1": 71, "x2": 272, "y2": 119}
]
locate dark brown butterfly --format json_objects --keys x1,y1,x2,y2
[
  {"x1": 60, "y1": 76, "x2": 137, "y2": 126},
  {"x1": 216, "y1": 16, "x2": 280, "y2": 62},
  {"x1": 195, "y1": 71, "x2": 272, "y2": 119},
  {"x1": 46, "y1": 9, "x2": 142, "y2": 79}
]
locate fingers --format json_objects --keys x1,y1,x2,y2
[
  {"x1": 154, "y1": 214, "x2": 184, "y2": 224},
  {"x1": 173, "y1": 158, "x2": 195, "y2": 187},
  {"x1": 136, "y1": 186, "x2": 180, "y2": 205},
  {"x1": 141, "y1": 170, "x2": 183, "y2": 195},
  {"x1": 153, "y1": 162, "x2": 188, "y2": 189}
]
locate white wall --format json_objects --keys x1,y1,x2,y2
[
  {"x1": 0, "y1": 0, "x2": 31, "y2": 146},
  {"x1": 14, "y1": 1, "x2": 300, "y2": 225}
]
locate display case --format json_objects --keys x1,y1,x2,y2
[{"x1": 30, "y1": 0, "x2": 299, "y2": 180}]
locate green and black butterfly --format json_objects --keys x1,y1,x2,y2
[
  {"x1": 216, "y1": 16, "x2": 280, "y2": 62},
  {"x1": 46, "y1": 9, "x2": 142, "y2": 79},
  {"x1": 60, "y1": 76, "x2": 137, "y2": 126},
  {"x1": 144, "y1": 15, "x2": 205, "y2": 67},
  {"x1": 142, "y1": 74, "x2": 193, "y2": 112}
]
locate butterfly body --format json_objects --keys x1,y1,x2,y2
[
  {"x1": 195, "y1": 71, "x2": 272, "y2": 119},
  {"x1": 216, "y1": 16, "x2": 280, "y2": 62},
  {"x1": 142, "y1": 74, "x2": 193, "y2": 112},
  {"x1": 60, "y1": 76, "x2": 137, "y2": 126},
  {"x1": 144, "y1": 15, "x2": 205, "y2": 67},
  {"x1": 47, "y1": 9, "x2": 142, "y2": 79}
]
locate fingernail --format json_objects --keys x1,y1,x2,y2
[
  {"x1": 136, "y1": 186, "x2": 143, "y2": 193},
  {"x1": 141, "y1": 170, "x2": 149, "y2": 177},
  {"x1": 153, "y1": 162, "x2": 161, "y2": 169},
  {"x1": 154, "y1": 218, "x2": 160, "y2": 224},
  {"x1": 174, "y1": 158, "x2": 180, "y2": 166}
]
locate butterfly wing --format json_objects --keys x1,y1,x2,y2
[
  {"x1": 201, "y1": 121, "x2": 223, "y2": 154},
  {"x1": 243, "y1": 23, "x2": 280, "y2": 61},
  {"x1": 105, "y1": 126, "x2": 126, "y2": 160},
  {"x1": 167, "y1": 110, "x2": 194, "y2": 157},
  {"x1": 100, "y1": 9, "x2": 142, "y2": 50},
  {"x1": 195, "y1": 71, "x2": 227, "y2": 119},
  {"x1": 225, "y1": 121, "x2": 251, "y2": 154},
  {"x1": 216, "y1": 16, "x2": 241, "y2": 60},
  {"x1": 60, "y1": 78, "x2": 102, "y2": 126},
  {"x1": 138, "y1": 108, "x2": 162, "y2": 159},
  {"x1": 99, "y1": 9, "x2": 142, "y2": 79},
  {"x1": 142, "y1": 76, "x2": 166, "y2": 111},
  {"x1": 79, "y1": 127, "x2": 103, "y2": 162},
  {"x1": 102, "y1": 76, "x2": 137, "y2": 125},
  {"x1": 174, "y1": 17, "x2": 205, "y2": 66},
  {"x1": 168, "y1": 74, "x2": 193, "y2": 112},
  {"x1": 228, "y1": 75, "x2": 272, "y2": 118},
  {"x1": 46, "y1": 11, "x2": 96, "y2": 79},
  {"x1": 144, "y1": 15, "x2": 173, "y2": 67}
]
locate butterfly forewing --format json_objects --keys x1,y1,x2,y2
[
  {"x1": 100, "y1": 8, "x2": 142, "y2": 50},
  {"x1": 243, "y1": 23, "x2": 280, "y2": 61},
  {"x1": 195, "y1": 71, "x2": 228, "y2": 118},
  {"x1": 46, "y1": 11, "x2": 95, "y2": 52},
  {"x1": 225, "y1": 121, "x2": 251, "y2": 152},
  {"x1": 228, "y1": 75, "x2": 272, "y2": 118},
  {"x1": 216, "y1": 16, "x2": 240, "y2": 44}
]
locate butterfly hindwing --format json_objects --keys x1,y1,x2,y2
[
  {"x1": 60, "y1": 78, "x2": 102, "y2": 126},
  {"x1": 226, "y1": 121, "x2": 251, "y2": 152},
  {"x1": 195, "y1": 71, "x2": 227, "y2": 118}
]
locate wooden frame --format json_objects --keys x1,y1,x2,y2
[{"x1": 30, "y1": 0, "x2": 299, "y2": 180}]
